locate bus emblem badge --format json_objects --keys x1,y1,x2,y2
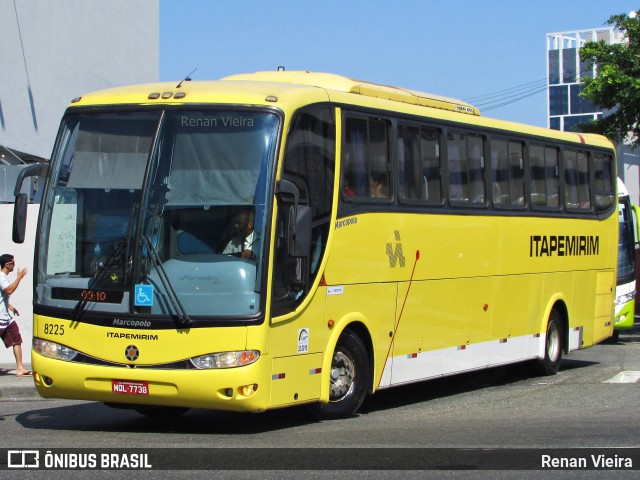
[
  {"x1": 125, "y1": 345, "x2": 139, "y2": 361},
  {"x1": 386, "y1": 230, "x2": 405, "y2": 268}
]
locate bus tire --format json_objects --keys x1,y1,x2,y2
[
  {"x1": 609, "y1": 330, "x2": 620, "y2": 344},
  {"x1": 537, "y1": 308, "x2": 563, "y2": 376},
  {"x1": 307, "y1": 330, "x2": 370, "y2": 420}
]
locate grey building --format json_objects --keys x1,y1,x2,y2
[
  {"x1": 0, "y1": 0, "x2": 158, "y2": 364},
  {"x1": 0, "y1": 0, "x2": 159, "y2": 166}
]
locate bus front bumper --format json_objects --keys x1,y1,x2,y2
[
  {"x1": 614, "y1": 300, "x2": 635, "y2": 331},
  {"x1": 31, "y1": 352, "x2": 270, "y2": 412}
]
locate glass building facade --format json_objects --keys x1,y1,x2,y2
[
  {"x1": 546, "y1": 28, "x2": 621, "y2": 132},
  {"x1": 546, "y1": 27, "x2": 639, "y2": 204}
]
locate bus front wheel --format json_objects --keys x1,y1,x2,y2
[
  {"x1": 308, "y1": 330, "x2": 370, "y2": 420},
  {"x1": 537, "y1": 309, "x2": 563, "y2": 376}
]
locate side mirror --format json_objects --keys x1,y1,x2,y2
[
  {"x1": 12, "y1": 162, "x2": 48, "y2": 244},
  {"x1": 12, "y1": 193, "x2": 28, "y2": 243},
  {"x1": 288, "y1": 204, "x2": 311, "y2": 257},
  {"x1": 276, "y1": 178, "x2": 312, "y2": 258}
]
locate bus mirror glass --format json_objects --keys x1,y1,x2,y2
[
  {"x1": 596, "y1": 193, "x2": 615, "y2": 212},
  {"x1": 288, "y1": 205, "x2": 311, "y2": 257},
  {"x1": 12, "y1": 193, "x2": 28, "y2": 243}
]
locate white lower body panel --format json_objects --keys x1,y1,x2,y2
[{"x1": 379, "y1": 332, "x2": 555, "y2": 389}]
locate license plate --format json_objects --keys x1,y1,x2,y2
[{"x1": 111, "y1": 380, "x2": 149, "y2": 396}]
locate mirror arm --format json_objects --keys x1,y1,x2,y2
[
  {"x1": 276, "y1": 178, "x2": 300, "y2": 240},
  {"x1": 275, "y1": 178, "x2": 299, "y2": 208},
  {"x1": 14, "y1": 162, "x2": 48, "y2": 197}
]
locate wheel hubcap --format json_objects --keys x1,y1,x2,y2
[
  {"x1": 547, "y1": 325, "x2": 560, "y2": 362},
  {"x1": 329, "y1": 349, "x2": 355, "y2": 400}
]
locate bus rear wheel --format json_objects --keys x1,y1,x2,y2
[
  {"x1": 537, "y1": 309, "x2": 563, "y2": 376},
  {"x1": 307, "y1": 330, "x2": 370, "y2": 420}
]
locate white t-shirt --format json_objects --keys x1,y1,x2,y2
[
  {"x1": 0, "y1": 271, "x2": 14, "y2": 328},
  {"x1": 223, "y1": 231, "x2": 254, "y2": 255}
]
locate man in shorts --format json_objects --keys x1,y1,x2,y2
[{"x1": 0, "y1": 254, "x2": 31, "y2": 376}]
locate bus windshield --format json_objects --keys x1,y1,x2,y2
[
  {"x1": 618, "y1": 194, "x2": 635, "y2": 281},
  {"x1": 37, "y1": 109, "x2": 279, "y2": 321}
]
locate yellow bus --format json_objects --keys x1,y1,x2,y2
[{"x1": 14, "y1": 71, "x2": 617, "y2": 418}]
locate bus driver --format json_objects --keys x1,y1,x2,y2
[{"x1": 222, "y1": 209, "x2": 255, "y2": 259}]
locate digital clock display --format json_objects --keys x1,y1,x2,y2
[{"x1": 51, "y1": 287, "x2": 124, "y2": 304}]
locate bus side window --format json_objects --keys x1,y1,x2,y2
[
  {"x1": 529, "y1": 145, "x2": 547, "y2": 207},
  {"x1": 421, "y1": 127, "x2": 442, "y2": 204},
  {"x1": 564, "y1": 150, "x2": 591, "y2": 211},
  {"x1": 545, "y1": 147, "x2": 560, "y2": 208},
  {"x1": 468, "y1": 135, "x2": 485, "y2": 204},
  {"x1": 398, "y1": 124, "x2": 421, "y2": 201},
  {"x1": 398, "y1": 124, "x2": 442, "y2": 205},
  {"x1": 343, "y1": 118, "x2": 368, "y2": 198},
  {"x1": 530, "y1": 145, "x2": 560, "y2": 209},
  {"x1": 448, "y1": 132, "x2": 486, "y2": 205},
  {"x1": 367, "y1": 119, "x2": 391, "y2": 200},
  {"x1": 448, "y1": 132, "x2": 465, "y2": 203},
  {"x1": 491, "y1": 139, "x2": 509, "y2": 206},
  {"x1": 594, "y1": 153, "x2": 615, "y2": 211},
  {"x1": 343, "y1": 116, "x2": 391, "y2": 201},
  {"x1": 491, "y1": 139, "x2": 525, "y2": 208},
  {"x1": 508, "y1": 141, "x2": 525, "y2": 207}
]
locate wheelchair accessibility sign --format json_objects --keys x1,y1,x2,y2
[{"x1": 134, "y1": 285, "x2": 154, "y2": 307}]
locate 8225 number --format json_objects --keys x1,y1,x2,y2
[{"x1": 44, "y1": 324, "x2": 65, "y2": 335}]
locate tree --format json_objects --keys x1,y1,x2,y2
[{"x1": 579, "y1": 11, "x2": 640, "y2": 148}]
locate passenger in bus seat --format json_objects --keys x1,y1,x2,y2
[
  {"x1": 343, "y1": 178, "x2": 356, "y2": 196},
  {"x1": 341, "y1": 168, "x2": 356, "y2": 196},
  {"x1": 222, "y1": 209, "x2": 255, "y2": 259},
  {"x1": 369, "y1": 171, "x2": 388, "y2": 198}
]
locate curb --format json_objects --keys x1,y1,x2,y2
[
  {"x1": 0, "y1": 384, "x2": 39, "y2": 401},
  {"x1": 0, "y1": 364, "x2": 40, "y2": 401}
]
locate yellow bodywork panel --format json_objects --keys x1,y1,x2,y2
[
  {"x1": 593, "y1": 271, "x2": 615, "y2": 344},
  {"x1": 270, "y1": 353, "x2": 323, "y2": 408},
  {"x1": 33, "y1": 314, "x2": 248, "y2": 365}
]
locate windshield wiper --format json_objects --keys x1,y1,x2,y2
[
  {"x1": 143, "y1": 235, "x2": 192, "y2": 327},
  {"x1": 72, "y1": 202, "x2": 140, "y2": 320},
  {"x1": 72, "y1": 238, "x2": 128, "y2": 320}
]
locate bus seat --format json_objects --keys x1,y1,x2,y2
[{"x1": 531, "y1": 193, "x2": 547, "y2": 206}]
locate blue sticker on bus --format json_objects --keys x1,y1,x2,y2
[{"x1": 134, "y1": 284, "x2": 154, "y2": 307}]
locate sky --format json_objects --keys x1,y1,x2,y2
[{"x1": 159, "y1": 0, "x2": 639, "y2": 128}]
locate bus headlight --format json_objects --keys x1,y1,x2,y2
[
  {"x1": 33, "y1": 338, "x2": 78, "y2": 362},
  {"x1": 615, "y1": 291, "x2": 636, "y2": 306},
  {"x1": 190, "y1": 350, "x2": 260, "y2": 369}
]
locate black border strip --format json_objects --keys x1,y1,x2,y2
[{"x1": 2, "y1": 448, "x2": 639, "y2": 471}]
